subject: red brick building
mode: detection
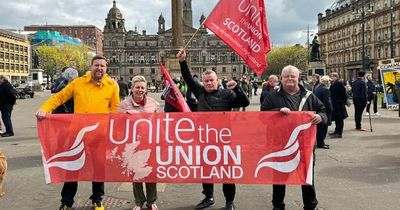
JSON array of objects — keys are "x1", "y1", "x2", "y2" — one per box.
[{"x1": 24, "y1": 25, "x2": 103, "y2": 54}]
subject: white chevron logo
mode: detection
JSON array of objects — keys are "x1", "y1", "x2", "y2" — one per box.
[
  {"x1": 42, "y1": 123, "x2": 99, "y2": 183},
  {"x1": 254, "y1": 122, "x2": 312, "y2": 178}
]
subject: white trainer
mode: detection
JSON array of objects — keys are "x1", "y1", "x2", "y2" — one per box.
[{"x1": 132, "y1": 206, "x2": 142, "y2": 210}]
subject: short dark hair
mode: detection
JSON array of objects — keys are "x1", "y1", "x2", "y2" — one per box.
[
  {"x1": 91, "y1": 55, "x2": 107, "y2": 65},
  {"x1": 358, "y1": 71, "x2": 366, "y2": 77},
  {"x1": 61, "y1": 66, "x2": 69, "y2": 72}
]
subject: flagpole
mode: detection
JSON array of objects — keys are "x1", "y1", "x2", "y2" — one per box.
[
  {"x1": 183, "y1": 25, "x2": 202, "y2": 50},
  {"x1": 183, "y1": 19, "x2": 208, "y2": 50}
]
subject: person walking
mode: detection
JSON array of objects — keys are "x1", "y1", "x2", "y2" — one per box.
[
  {"x1": 261, "y1": 65, "x2": 327, "y2": 210},
  {"x1": 178, "y1": 49, "x2": 249, "y2": 210},
  {"x1": 366, "y1": 75, "x2": 380, "y2": 116},
  {"x1": 0, "y1": 75, "x2": 16, "y2": 137},
  {"x1": 329, "y1": 72, "x2": 348, "y2": 138},
  {"x1": 35, "y1": 55, "x2": 120, "y2": 210},
  {"x1": 314, "y1": 76, "x2": 333, "y2": 149},
  {"x1": 351, "y1": 71, "x2": 368, "y2": 131},
  {"x1": 118, "y1": 76, "x2": 159, "y2": 210}
]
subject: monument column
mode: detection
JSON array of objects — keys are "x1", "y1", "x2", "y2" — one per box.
[
  {"x1": 166, "y1": 0, "x2": 186, "y2": 77},
  {"x1": 172, "y1": 0, "x2": 183, "y2": 48}
]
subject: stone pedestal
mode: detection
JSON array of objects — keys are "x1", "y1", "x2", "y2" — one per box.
[
  {"x1": 165, "y1": 50, "x2": 190, "y2": 79},
  {"x1": 308, "y1": 61, "x2": 326, "y2": 78}
]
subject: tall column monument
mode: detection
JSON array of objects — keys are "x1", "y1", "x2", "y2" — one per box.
[{"x1": 165, "y1": 0, "x2": 186, "y2": 77}]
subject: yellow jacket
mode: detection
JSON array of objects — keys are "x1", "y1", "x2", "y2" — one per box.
[{"x1": 40, "y1": 72, "x2": 120, "y2": 114}]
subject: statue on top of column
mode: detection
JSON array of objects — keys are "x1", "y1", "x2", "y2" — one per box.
[{"x1": 310, "y1": 35, "x2": 321, "y2": 62}]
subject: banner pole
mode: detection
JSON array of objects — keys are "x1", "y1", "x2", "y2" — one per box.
[{"x1": 183, "y1": 24, "x2": 203, "y2": 50}]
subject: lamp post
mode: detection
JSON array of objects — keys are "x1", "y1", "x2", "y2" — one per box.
[
  {"x1": 390, "y1": 0, "x2": 395, "y2": 58},
  {"x1": 352, "y1": 0, "x2": 370, "y2": 74}
]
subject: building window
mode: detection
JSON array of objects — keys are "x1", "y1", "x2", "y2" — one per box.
[
  {"x1": 140, "y1": 68, "x2": 144, "y2": 75},
  {"x1": 129, "y1": 68, "x2": 134, "y2": 74}
]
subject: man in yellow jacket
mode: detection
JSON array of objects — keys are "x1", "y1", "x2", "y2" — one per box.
[{"x1": 35, "y1": 55, "x2": 119, "y2": 210}]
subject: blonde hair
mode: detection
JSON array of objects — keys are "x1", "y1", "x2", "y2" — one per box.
[
  {"x1": 131, "y1": 75, "x2": 147, "y2": 86},
  {"x1": 320, "y1": 75, "x2": 331, "y2": 85}
]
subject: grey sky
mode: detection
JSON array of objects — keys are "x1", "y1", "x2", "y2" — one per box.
[{"x1": 0, "y1": 0, "x2": 333, "y2": 45}]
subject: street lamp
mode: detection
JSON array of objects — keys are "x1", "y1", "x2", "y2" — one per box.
[
  {"x1": 390, "y1": 0, "x2": 395, "y2": 58},
  {"x1": 352, "y1": 0, "x2": 373, "y2": 74}
]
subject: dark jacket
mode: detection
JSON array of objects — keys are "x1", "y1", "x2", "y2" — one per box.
[
  {"x1": 260, "y1": 83, "x2": 275, "y2": 104},
  {"x1": 366, "y1": 80, "x2": 376, "y2": 99},
  {"x1": 52, "y1": 77, "x2": 74, "y2": 114},
  {"x1": 180, "y1": 61, "x2": 249, "y2": 111},
  {"x1": 330, "y1": 80, "x2": 348, "y2": 121},
  {"x1": 261, "y1": 85, "x2": 328, "y2": 125},
  {"x1": 117, "y1": 80, "x2": 129, "y2": 98},
  {"x1": 351, "y1": 78, "x2": 367, "y2": 99},
  {"x1": 186, "y1": 86, "x2": 198, "y2": 112},
  {"x1": 0, "y1": 81, "x2": 16, "y2": 107},
  {"x1": 314, "y1": 85, "x2": 333, "y2": 125}
]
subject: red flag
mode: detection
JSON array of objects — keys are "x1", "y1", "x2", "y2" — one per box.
[
  {"x1": 204, "y1": 0, "x2": 271, "y2": 76},
  {"x1": 160, "y1": 64, "x2": 191, "y2": 112}
]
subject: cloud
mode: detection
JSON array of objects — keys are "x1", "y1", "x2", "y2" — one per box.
[{"x1": 0, "y1": 0, "x2": 332, "y2": 45}]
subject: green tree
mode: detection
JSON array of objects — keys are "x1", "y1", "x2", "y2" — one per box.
[
  {"x1": 37, "y1": 45, "x2": 62, "y2": 86},
  {"x1": 37, "y1": 44, "x2": 92, "y2": 85},
  {"x1": 264, "y1": 45, "x2": 308, "y2": 78}
]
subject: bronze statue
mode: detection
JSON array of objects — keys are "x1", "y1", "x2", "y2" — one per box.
[{"x1": 310, "y1": 36, "x2": 321, "y2": 62}]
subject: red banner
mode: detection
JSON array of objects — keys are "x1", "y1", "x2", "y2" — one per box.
[
  {"x1": 204, "y1": 0, "x2": 271, "y2": 76},
  {"x1": 160, "y1": 64, "x2": 191, "y2": 112},
  {"x1": 37, "y1": 112, "x2": 316, "y2": 185}
]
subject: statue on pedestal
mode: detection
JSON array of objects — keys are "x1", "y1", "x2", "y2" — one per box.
[{"x1": 310, "y1": 36, "x2": 321, "y2": 62}]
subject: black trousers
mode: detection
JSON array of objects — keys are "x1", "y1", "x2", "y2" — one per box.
[
  {"x1": 0, "y1": 105, "x2": 13, "y2": 135},
  {"x1": 316, "y1": 123, "x2": 328, "y2": 147},
  {"x1": 202, "y1": 183, "x2": 235, "y2": 203},
  {"x1": 272, "y1": 184, "x2": 318, "y2": 210},
  {"x1": 334, "y1": 119, "x2": 344, "y2": 135},
  {"x1": 366, "y1": 95, "x2": 378, "y2": 114},
  {"x1": 353, "y1": 97, "x2": 367, "y2": 129},
  {"x1": 272, "y1": 149, "x2": 317, "y2": 210},
  {"x1": 61, "y1": 182, "x2": 104, "y2": 206}
]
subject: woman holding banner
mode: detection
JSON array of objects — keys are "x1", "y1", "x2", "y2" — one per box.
[{"x1": 118, "y1": 75, "x2": 160, "y2": 210}]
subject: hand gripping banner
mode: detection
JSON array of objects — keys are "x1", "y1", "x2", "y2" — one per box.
[{"x1": 37, "y1": 112, "x2": 316, "y2": 185}]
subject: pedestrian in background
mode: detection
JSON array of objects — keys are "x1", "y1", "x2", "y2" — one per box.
[
  {"x1": 329, "y1": 72, "x2": 348, "y2": 138},
  {"x1": 261, "y1": 65, "x2": 327, "y2": 210},
  {"x1": 314, "y1": 75, "x2": 333, "y2": 149},
  {"x1": 35, "y1": 55, "x2": 119, "y2": 210},
  {"x1": 260, "y1": 75, "x2": 279, "y2": 104},
  {"x1": 351, "y1": 71, "x2": 368, "y2": 131},
  {"x1": 366, "y1": 74, "x2": 380, "y2": 116},
  {"x1": 118, "y1": 75, "x2": 159, "y2": 210},
  {"x1": 117, "y1": 77, "x2": 129, "y2": 101},
  {"x1": 393, "y1": 79, "x2": 400, "y2": 117},
  {"x1": 0, "y1": 75, "x2": 16, "y2": 137}
]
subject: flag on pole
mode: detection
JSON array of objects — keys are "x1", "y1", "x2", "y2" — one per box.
[
  {"x1": 160, "y1": 64, "x2": 191, "y2": 112},
  {"x1": 204, "y1": 0, "x2": 271, "y2": 76}
]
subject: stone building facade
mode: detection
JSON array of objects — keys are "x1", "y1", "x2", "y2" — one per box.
[
  {"x1": 0, "y1": 29, "x2": 30, "y2": 82},
  {"x1": 318, "y1": 0, "x2": 400, "y2": 81},
  {"x1": 103, "y1": 0, "x2": 246, "y2": 85}
]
